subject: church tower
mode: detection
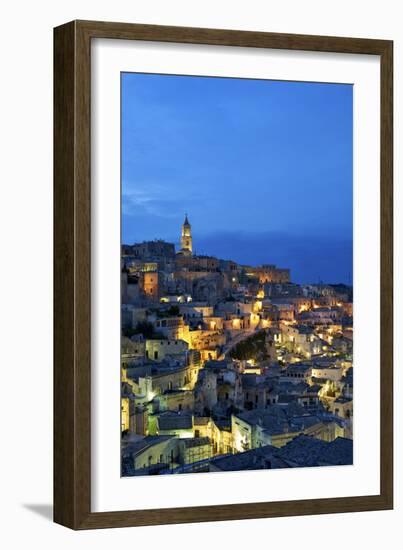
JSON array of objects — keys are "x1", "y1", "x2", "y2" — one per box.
[{"x1": 180, "y1": 214, "x2": 193, "y2": 256}]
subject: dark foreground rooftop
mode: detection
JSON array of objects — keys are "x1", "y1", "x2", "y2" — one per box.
[
  {"x1": 210, "y1": 445, "x2": 290, "y2": 472},
  {"x1": 209, "y1": 435, "x2": 352, "y2": 472},
  {"x1": 277, "y1": 435, "x2": 353, "y2": 467}
]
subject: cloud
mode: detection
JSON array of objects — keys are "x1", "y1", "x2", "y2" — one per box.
[{"x1": 122, "y1": 180, "x2": 207, "y2": 220}]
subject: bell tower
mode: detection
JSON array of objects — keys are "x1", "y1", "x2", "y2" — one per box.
[{"x1": 180, "y1": 214, "x2": 193, "y2": 256}]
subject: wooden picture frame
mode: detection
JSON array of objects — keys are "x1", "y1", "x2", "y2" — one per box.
[{"x1": 54, "y1": 20, "x2": 393, "y2": 529}]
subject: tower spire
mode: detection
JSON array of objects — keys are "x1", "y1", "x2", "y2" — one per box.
[{"x1": 180, "y1": 213, "x2": 192, "y2": 256}]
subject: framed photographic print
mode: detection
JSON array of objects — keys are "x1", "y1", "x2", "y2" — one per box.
[{"x1": 54, "y1": 20, "x2": 393, "y2": 529}]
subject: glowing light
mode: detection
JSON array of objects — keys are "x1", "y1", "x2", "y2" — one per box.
[
  {"x1": 254, "y1": 300, "x2": 263, "y2": 312},
  {"x1": 232, "y1": 318, "x2": 241, "y2": 329}
]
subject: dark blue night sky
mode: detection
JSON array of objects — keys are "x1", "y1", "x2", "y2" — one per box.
[{"x1": 121, "y1": 73, "x2": 353, "y2": 284}]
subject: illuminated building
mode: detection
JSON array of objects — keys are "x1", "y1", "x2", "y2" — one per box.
[
  {"x1": 246, "y1": 264, "x2": 290, "y2": 284},
  {"x1": 145, "y1": 338, "x2": 188, "y2": 362},
  {"x1": 179, "y1": 213, "x2": 193, "y2": 256},
  {"x1": 142, "y1": 271, "x2": 159, "y2": 300}
]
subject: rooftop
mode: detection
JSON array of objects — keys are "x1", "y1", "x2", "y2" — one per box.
[
  {"x1": 277, "y1": 435, "x2": 353, "y2": 466},
  {"x1": 181, "y1": 437, "x2": 210, "y2": 448},
  {"x1": 122, "y1": 435, "x2": 174, "y2": 457},
  {"x1": 158, "y1": 414, "x2": 193, "y2": 431},
  {"x1": 210, "y1": 445, "x2": 290, "y2": 472}
]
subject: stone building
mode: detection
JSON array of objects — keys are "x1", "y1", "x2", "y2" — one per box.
[
  {"x1": 124, "y1": 240, "x2": 175, "y2": 261},
  {"x1": 178, "y1": 214, "x2": 192, "y2": 256},
  {"x1": 142, "y1": 271, "x2": 159, "y2": 300},
  {"x1": 145, "y1": 338, "x2": 188, "y2": 362},
  {"x1": 246, "y1": 264, "x2": 290, "y2": 284}
]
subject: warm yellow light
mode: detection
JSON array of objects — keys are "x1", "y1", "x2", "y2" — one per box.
[{"x1": 254, "y1": 300, "x2": 262, "y2": 312}]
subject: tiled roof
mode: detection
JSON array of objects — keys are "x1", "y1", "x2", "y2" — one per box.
[
  {"x1": 158, "y1": 414, "x2": 193, "y2": 431},
  {"x1": 211, "y1": 445, "x2": 289, "y2": 471},
  {"x1": 122, "y1": 435, "x2": 174, "y2": 458},
  {"x1": 277, "y1": 435, "x2": 353, "y2": 466}
]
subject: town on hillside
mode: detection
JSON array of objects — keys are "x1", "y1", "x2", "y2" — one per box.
[{"x1": 121, "y1": 215, "x2": 353, "y2": 475}]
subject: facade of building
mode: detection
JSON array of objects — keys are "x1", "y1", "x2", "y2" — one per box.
[{"x1": 246, "y1": 264, "x2": 290, "y2": 284}]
